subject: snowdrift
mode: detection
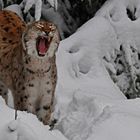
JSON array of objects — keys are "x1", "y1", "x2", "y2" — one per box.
[
  {"x1": 54, "y1": 1, "x2": 140, "y2": 138},
  {"x1": 0, "y1": 97, "x2": 67, "y2": 140}
]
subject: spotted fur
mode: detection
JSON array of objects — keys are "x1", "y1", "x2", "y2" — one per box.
[{"x1": 0, "y1": 10, "x2": 60, "y2": 125}]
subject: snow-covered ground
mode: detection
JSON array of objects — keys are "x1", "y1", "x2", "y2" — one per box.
[
  {"x1": 2, "y1": 0, "x2": 140, "y2": 139},
  {"x1": 54, "y1": 15, "x2": 140, "y2": 140},
  {"x1": 0, "y1": 97, "x2": 67, "y2": 140}
]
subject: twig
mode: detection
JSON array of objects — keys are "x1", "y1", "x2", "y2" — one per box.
[{"x1": 15, "y1": 109, "x2": 18, "y2": 120}]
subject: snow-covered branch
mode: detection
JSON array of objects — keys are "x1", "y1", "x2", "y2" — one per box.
[{"x1": 96, "y1": 0, "x2": 140, "y2": 98}]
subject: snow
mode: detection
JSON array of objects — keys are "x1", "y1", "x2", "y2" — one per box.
[
  {"x1": 7, "y1": 89, "x2": 14, "y2": 108},
  {"x1": 20, "y1": 0, "x2": 42, "y2": 21},
  {"x1": 20, "y1": 0, "x2": 58, "y2": 21},
  {"x1": 53, "y1": 16, "x2": 128, "y2": 140},
  {"x1": 96, "y1": 0, "x2": 140, "y2": 51},
  {"x1": 95, "y1": 0, "x2": 140, "y2": 98},
  {"x1": 0, "y1": 97, "x2": 67, "y2": 140},
  {"x1": 2, "y1": 95, "x2": 140, "y2": 140},
  {"x1": 5, "y1": 4, "x2": 23, "y2": 18},
  {"x1": 53, "y1": 3, "x2": 140, "y2": 139},
  {"x1": 88, "y1": 99, "x2": 140, "y2": 140},
  {"x1": 2, "y1": 0, "x2": 140, "y2": 139},
  {"x1": 47, "y1": 0, "x2": 58, "y2": 10},
  {"x1": 55, "y1": 16, "x2": 125, "y2": 109}
]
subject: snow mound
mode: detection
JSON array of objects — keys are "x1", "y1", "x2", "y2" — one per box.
[
  {"x1": 88, "y1": 99, "x2": 140, "y2": 140},
  {"x1": 0, "y1": 97, "x2": 67, "y2": 140},
  {"x1": 53, "y1": 5, "x2": 140, "y2": 139},
  {"x1": 55, "y1": 16, "x2": 126, "y2": 121},
  {"x1": 57, "y1": 92, "x2": 140, "y2": 140}
]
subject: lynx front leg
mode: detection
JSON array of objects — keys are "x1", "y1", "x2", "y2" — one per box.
[
  {"x1": 36, "y1": 91, "x2": 54, "y2": 125},
  {"x1": 25, "y1": 83, "x2": 39, "y2": 114},
  {"x1": 27, "y1": 95, "x2": 37, "y2": 114}
]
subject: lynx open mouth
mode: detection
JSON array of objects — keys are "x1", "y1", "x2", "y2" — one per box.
[{"x1": 36, "y1": 36, "x2": 49, "y2": 57}]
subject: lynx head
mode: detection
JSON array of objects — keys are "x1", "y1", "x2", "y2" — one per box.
[{"x1": 22, "y1": 21, "x2": 60, "y2": 59}]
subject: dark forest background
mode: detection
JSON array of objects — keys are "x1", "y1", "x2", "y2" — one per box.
[{"x1": 2, "y1": 0, "x2": 107, "y2": 38}]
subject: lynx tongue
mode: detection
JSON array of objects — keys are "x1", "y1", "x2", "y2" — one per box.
[{"x1": 37, "y1": 38, "x2": 48, "y2": 56}]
